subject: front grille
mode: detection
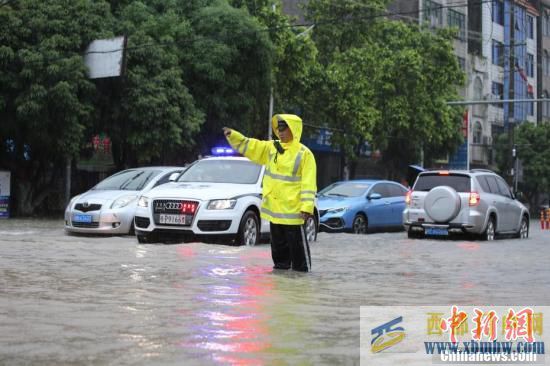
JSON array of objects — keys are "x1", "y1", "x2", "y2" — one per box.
[
  {"x1": 135, "y1": 216, "x2": 150, "y2": 228},
  {"x1": 153, "y1": 199, "x2": 199, "y2": 214},
  {"x1": 75, "y1": 203, "x2": 102, "y2": 212},
  {"x1": 197, "y1": 220, "x2": 232, "y2": 232},
  {"x1": 72, "y1": 222, "x2": 99, "y2": 228}
]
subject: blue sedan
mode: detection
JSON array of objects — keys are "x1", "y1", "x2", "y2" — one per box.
[{"x1": 317, "y1": 180, "x2": 409, "y2": 234}]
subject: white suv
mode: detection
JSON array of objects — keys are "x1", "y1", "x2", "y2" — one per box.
[
  {"x1": 134, "y1": 156, "x2": 318, "y2": 245},
  {"x1": 403, "y1": 169, "x2": 530, "y2": 240}
]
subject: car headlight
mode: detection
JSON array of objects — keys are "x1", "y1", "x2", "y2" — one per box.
[
  {"x1": 111, "y1": 195, "x2": 137, "y2": 209},
  {"x1": 207, "y1": 199, "x2": 237, "y2": 210},
  {"x1": 327, "y1": 206, "x2": 348, "y2": 214},
  {"x1": 137, "y1": 196, "x2": 149, "y2": 208}
]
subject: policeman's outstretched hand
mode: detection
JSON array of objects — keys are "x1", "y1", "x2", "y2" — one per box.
[
  {"x1": 222, "y1": 127, "x2": 232, "y2": 137},
  {"x1": 300, "y1": 211, "x2": 311, "y2": 220}
]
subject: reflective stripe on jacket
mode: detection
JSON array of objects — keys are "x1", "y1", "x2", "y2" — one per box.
[{"x1": 226, "y1": 114, "x2": 317, "y2": 225}]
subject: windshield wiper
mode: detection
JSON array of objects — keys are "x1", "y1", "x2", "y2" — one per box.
[
  {"x1": 327, "y1": 193, "x2": 348, "y2": 197},
  {"x1": 120, "y1": 171, "x2": 144, "y2": 190}
]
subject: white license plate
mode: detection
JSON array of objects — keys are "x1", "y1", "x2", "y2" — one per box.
[{"x1": 159, "y1": 214, "x2": 191, "y2": 225}]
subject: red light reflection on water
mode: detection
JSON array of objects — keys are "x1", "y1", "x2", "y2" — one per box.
[
  {"x1": 179, "y1": 249, "x2": 275, "y2": 365},
  {"x1": 456, "y1": 242, "x2": 480, "y2": 251},
  {"x1": 176, "y1": 246, "x2": 195, "y2": 258}
]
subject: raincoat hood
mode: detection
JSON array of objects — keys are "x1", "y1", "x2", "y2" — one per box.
[{"x1": 272, "y1": 114, "x2": 303, "y2": 143}]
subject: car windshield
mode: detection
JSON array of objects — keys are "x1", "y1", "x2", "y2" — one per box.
[
  {"x1": 413, "y1": 173, "x2": 471, "y2": 192},
  {"x1": 93, "y1": 169, "x2": 161, "y2": 191},
  {"x1": 319, "y1": 182, "x2": 370, "y2": 197},
  {"x1": 178, "y1": 160, "x2": 261, "y2": 184}
]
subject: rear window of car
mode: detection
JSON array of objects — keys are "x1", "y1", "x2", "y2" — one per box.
[{"x1": 413, "y1": 173, "x2": 471, "y2": 192}]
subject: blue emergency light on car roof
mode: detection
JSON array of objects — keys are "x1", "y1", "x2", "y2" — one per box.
[{"x1": 211, "y1": 146, "x2": 236, "y2": 156}]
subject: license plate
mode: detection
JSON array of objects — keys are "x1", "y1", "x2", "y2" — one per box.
[
  {"x1": 159, "y1": 214, "x2": 191, "y2": 225},
  {"x1": 426, "y1": 227, "x2": 448, "y2": 236},
  {"x1": 73, "y1": 214, "x2": 92, "y2": 223}
]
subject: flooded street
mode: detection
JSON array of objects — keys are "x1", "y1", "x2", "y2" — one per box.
[{"x1": 1, "y1": 219, "x2": 549, "y2": 365}]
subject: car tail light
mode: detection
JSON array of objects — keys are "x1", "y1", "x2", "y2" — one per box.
[
  {"x1": 180, "y1": 202, "x2": 198, "y2": 214},
  {"x1": 405, "y1": 190, "x2": 412, "y2": 206},
  {"x1": 439, "y1": 171, "x2": 450, "y2": 175},
  {"x1": 469, "y1": 192, "x2": 480, "y2": 206}
]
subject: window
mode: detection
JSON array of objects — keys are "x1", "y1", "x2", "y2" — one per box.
[
  {"x1": 387, "y1": 184, "x2": 407, "y2": 197},
  {"x1": 527, "y1": 15, "x2": 534, "y2": 39},
  {"x1": 485, "y1": 175, "x2": 500, "y2": 194},
  {"x1": 496, "y1": 177, "x2": 512, "y2": 198},
  {"x1": 448, "y1": 9, "x2": 466, "y2": 40},
  {"x1": 473, "y1": 121, "x2": 482, "y2": 144},
  {"x1": 424, "y1": 0, "x2": 442, "y2": 27},
  {"x1": 545, "y1": 51, "x2": 550, "y2": 76},
  {"x1": 545, "y1": 12, "x2": 550, "y2": 36},
  {"x1": 492, "y1": 40, "x2": 504, "y2": 67},
  {"x1": 457, "y1": 56, "x2": 466, "y2": 71},
  {"x1": 543, "y1": 91, "x2": 550, "y2": 117},
  {"x1": 491, "y1": 82, "x2": 504, "y2": 108},
  {"x1": 492, "y1": 0, "x2": 504, "y2": 25},
  {"x1": 370, "y1": 184, "x2": 390, "y2": 198},
  {"x1": 477, "y1": 176, "x2": 491, "y2": 193},
  {"x1": 527, "y1": 53, "x2": 534, "y2": 77},
  {"x1": 528, "y1": 92, "x2": 534, "y2": 116},
  {"x1": 413, "y1": 174, "x2": 471, "y2": 192}
]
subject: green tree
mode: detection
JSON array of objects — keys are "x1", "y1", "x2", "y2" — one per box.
[
  {"x1": 304, "y1": 0, "x2": 464, "y2": 179},
  {"x1": 0, "y1": 0, "x2": 112, "y2": 215},
  {"x1": 104, "y1": 1, "x2": 203, "y2": 167},
  {"x1": 495, "y1": 123, "x2": 550, "y2": 212}
]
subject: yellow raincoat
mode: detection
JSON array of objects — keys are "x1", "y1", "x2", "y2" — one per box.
[{"x1": 226, "y1": 114, "x2": 317, "y2": 225}]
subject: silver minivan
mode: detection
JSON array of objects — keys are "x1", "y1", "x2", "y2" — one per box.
[{"x1": 403, "y1": 169, "x2": 530, "y2": 240}]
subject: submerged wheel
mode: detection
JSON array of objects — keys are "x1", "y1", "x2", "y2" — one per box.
[
  {"x1": 481, "y1": 217, "x2": 496, "y2": 241},
  {"x1": 516, "y1": 216, "x2": 529, "y2": 239},
  {"x1": 237, "y1": 210, "x2": 260, "y2": 246},
  {"x1": 304, "y1": 215, "x2": 317, "y2": 243},
  {"x1": 352, "y1": 214, "x2": 368, "y2": 234}
]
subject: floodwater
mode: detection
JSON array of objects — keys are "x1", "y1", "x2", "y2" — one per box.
[{"x1": 1, "y1": 219, "x2": 549, "y2": 365}]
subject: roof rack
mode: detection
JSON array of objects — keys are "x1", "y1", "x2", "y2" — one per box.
[{"x1": 469, "y1": 169, "x2": 494, "y2": 173}]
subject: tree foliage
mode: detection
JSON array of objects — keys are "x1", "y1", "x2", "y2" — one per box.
[
  {"x1": 304, "y1": 0, "x2": 465, "y2": 178},
  {"x1": 494, "y1": 123, "x2": 550, "y2": 211},
  {"x1": 0, "y1": 0, "x2": 112, "y2": 214}
]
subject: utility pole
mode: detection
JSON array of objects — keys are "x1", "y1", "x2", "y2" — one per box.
[
  {"x1": 507, "y1": 3, "x2": 516, "y2": 187},
  {"x1": 267, "y1": 3, "x2": 276, "y2": 140}
]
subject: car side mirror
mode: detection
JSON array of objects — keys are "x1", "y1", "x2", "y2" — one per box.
[
  {"x1": 368, "y1": 193, "x2": 382, "y2": 200},
  {"x1": 168, "y1": 172, "x2": 180, "y2": 182}
]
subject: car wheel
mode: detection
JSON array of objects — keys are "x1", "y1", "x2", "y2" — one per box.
[
  {"x1": 129, "y1": 219, "x2": 135, "y2": 236},
  {"x1": 407, "y1": 229, "x2": 423, "y2": 239},
  {"x1": 137, "y1": 233, "x2": 157, "y2": 244},
  {"x1": 516, "y1": 216, "x2": 529, "y2": 239},
  {"x1": 237, "y1": 210, "x2": 259, "y2": 246},
  {"x1": 352, "y1": 214, "x2": 368, "y2": 234},
  {"x1": 481, "y1": 217, "x2": 496, "y2": 241},
  {"x1": 305, "y1": 215, "x2": 317, "y2": 243}
]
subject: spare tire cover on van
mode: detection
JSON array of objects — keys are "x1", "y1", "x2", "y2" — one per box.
[{"x1": 424, "y1": 186, "x2": 461, "y2": 222}]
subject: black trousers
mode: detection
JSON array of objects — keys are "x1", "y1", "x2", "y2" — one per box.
[{"x1": 270, "y1": 222, "x2": 310, "y2": 272}]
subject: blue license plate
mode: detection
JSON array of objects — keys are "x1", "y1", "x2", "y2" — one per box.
[
  {"x1": 73, "y1": 214, "x2": 92, "y2": 223},
  {"x1": 426, "y1": 227, "x2": 448, "y2": 236}
]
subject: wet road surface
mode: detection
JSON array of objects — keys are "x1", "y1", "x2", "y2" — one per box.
[{"x1": 1, "y1": 219, "x2": 549, "y2": 365}]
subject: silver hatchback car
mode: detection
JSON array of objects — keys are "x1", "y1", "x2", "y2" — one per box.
[{"x1": 403, "y1": 169, "x2": 530, "y2": 240}]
